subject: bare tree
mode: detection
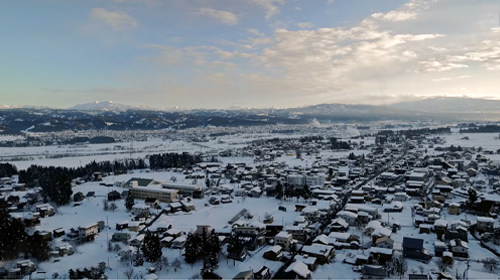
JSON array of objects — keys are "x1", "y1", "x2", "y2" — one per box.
[
  {"x1": 418, "y1": 265, "x2": 425, "y2": 274},
  {"x1": 436, "y1": 259, "x2": 451, "y2": 272},
  {"x1": 109, "y1": 202, "x2": 118, "y2": 211},
  {"x1": 483, "y1": 258, "x2": 499, "y2": 272},
  {"x1": 124, "y1": 268, "x2": 134, "y2": 279},
  {"x1": 172, "y1": 258, "x2": 182, "y2": 272},
  {"x1": 103, "y1": 199, "x2": 109, "y2": 211},
  {"x1": 113, "y1": 243, "x2": 121, "y2": 252},
  {"x1": 393, "y1": 255, "x2": 408, "y2": 279}
]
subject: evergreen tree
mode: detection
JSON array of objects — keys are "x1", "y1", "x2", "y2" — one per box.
[
  {"x1": 27, "y1": 233, "x2": 50, "y2": 261},
  {"x1": 141, "y1": 231, "x2": 162, "y2": 263},
  {"x1": 125, "y1": 192, "x2": 135, "y2": 211},
  {"x1": 205, "y1": 230, "x2": 221, "y2": 272},
  {"x1": 184, "y1": 233, "x2": 199, "y2": 265},
  {"x1": 0, "y1": 199, "x2": 27, "y2": 261}
]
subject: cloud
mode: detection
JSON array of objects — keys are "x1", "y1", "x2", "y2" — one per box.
[
  {"x1": 250, "y1": 0, "x2": 285, "y2": 19},
  {"x1": 111, "y1": 0, "x2": 160, "y2": 6},
  {"x1": 371, "y1": 11, "x2": 417, "y2": 22},
  {"x1": 90, "y1": 8, "x2": 138, "y2": 30},
  {"x1": 294, "y1": 7, "x2": 301, "y2": 11},
  {"x1": 432, "y1": 77, "x2": 451, "y2": 82},
  {"x1": 417, "y1": 59, "x2": 469, "y2": 72},
  {"x1": 297, "y1": 22, "x2": 314, "y2": 29},
  {"x1": 327, "y1": 0, "x2": 335, "y2": 3},
  {"x1": 197, "y1": 8, "x2": 239, "y2": 25},
  {"x1": 248, "y1": 29, "x2": 265, "y2": 37}
]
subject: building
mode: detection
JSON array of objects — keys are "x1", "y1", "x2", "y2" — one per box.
[
  {"x1": 263, "y1": 245, "x2": 283, "y2": 261},
  {"x1": 448, "y1": 203, "x2": 460, "y2": 215},
  {"x1": 284, "y1": 261, "x2": 312, "y2": 279},
  {"x1": 287, "y1": 174, "x2": 305, "y2": 187},
  {"x1": 275, "y1": 231, "x2": 293, "y2": 251},
  {"x1": 402, "y1": 237, "x2": 430, "y2": 261},
  {"x1": 131, "y1": 204, "x2": 151, "y2": 218},
  {"x1": 78, "y1": 223, "x2": 98, "y2": 241},
  {"x1": 476, "y1": 216, "x2": 495, "y2": 232},
  {"x1": 161, "y1": 183, "x2": 204, "y2": 198},
  {"x1": 300, "y1": 244, "x2": 335, "y2": 264},
  {"x1": 124, "y1": 178, "x2": 162, "y2": 188},
  {"x1": 129, "y1": 186, "x2": 178, "y2": 203}
]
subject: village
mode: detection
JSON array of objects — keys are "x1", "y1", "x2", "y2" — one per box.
[{"x1": 1, "y1": 127, "x2": 500, "y2": 280}]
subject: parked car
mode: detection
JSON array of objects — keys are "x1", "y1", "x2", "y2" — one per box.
[
  {"x1": 209, "y1": 197, "x2": 220, "y2": 205},
  {"x1": 221, "y1": 195, "x2": 232, "y2": 204}
]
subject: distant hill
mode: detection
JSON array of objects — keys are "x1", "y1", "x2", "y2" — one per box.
[{"x1": 1, "y1": 97, "x2": 499, "y2": 134}]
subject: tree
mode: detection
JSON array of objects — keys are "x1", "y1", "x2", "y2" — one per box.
[
  {"x1": 38, "y1": 170, "x2": 73, "y2": 206},
  {"x1": 203, "y1": 230, "x2": 221, "y2": 273},
  {"x1": 172, "y1": 258, "x2": 182, "y2": 272},
  {"x1": 27, "y1": 233, "x2": 50, "y2": 261},
  {"x1": 109, "y1": 202, "x2": 118, "y2": 212},
  {"x1": 125, "y1": 192, "x2": 135, "y2": 212},
  {"x1": 483, "y1": 257, "x2": 499, "y2": 272},
  {"x1": 132, "y1": 250, "x2": 144, "y2": 267},
  {"x1": 124, "y1": 268, "x2": 134, "y2": 279},
  {"x1": 103, "y1": 199, "x2": 109, "y2": 211},
  {"x1": 436, "y1": 258, "x2": 451, "y2": 272},
  {"x1": 184, "y1": 233, "x2": 200, "y2": 266},
  {"x1": 154, "y1": 256, "x2": 168, "y2": 271},
  {"x1": 141, "y1": 231, "x2": 162, "y2": 263},
  {"x1": 467, "y1": 188, "x2": 478, "y2": 209},
  {"x1": 392, "y1": 256, "x2": 407, "y2": 279},
  {"x1": 0, "y1": 200, "x2": 27, "y2": 260}
]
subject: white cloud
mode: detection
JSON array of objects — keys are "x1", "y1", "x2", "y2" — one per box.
[
  {"x1": 432, "y1": 77, "x2": 451, "y2": 82},
  {"x1": 417, "y1": 60, "x2": 469, "y2": 72},
  {"x1": 250, "y1": 0, "x2": 285, "y2": 19},
  {"x1": 297, "y1": 22, "x2": 314, "y2": 29},
  {"x1": 90, "y1": 8, "x2": 138, "y2": 30},
  {"x1": 248, "y1": 29, "x2": 265, "y2": 37},
  {"x1": 327, "y1": 0, "x2": 335, "y2": 3},
  {"x1": 294, "y1": 7, "x2": 301, "y2": 11},
  {"x1": 198, "y1": 8, "x2": 239, "y2": 25},
  {"x1": 371, "y1": 11, "x2": 417, "y2": 22}
]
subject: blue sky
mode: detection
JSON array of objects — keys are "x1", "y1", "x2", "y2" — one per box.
[{"x1": 1, "y1": 0, "x2": 499, "y2": 109}]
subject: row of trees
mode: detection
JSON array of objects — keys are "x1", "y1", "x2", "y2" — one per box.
[
  {"x1": 184, "y1": 229, "x2": 221, "y2": 277},
  {"x1": 460, "y1": 125, "x2": 500, "y2": 133},
  {"x1": 0, "y1": 200, "x2": 50, "y2": 261},
  {"x1": 148, "y1": 152, "x2": 203, "y2": 170},
  {"x1": 330, "y1": 137, "x2": 351, "y2": 150}
]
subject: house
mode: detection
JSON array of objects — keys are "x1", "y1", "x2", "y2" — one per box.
[
  {"x1": 171, "y1": 236, "x2": 186, "y2": 249},
  {"x1": 180, "y1": 199, "x2": 196, "y2": 212},
  {"x1": 433, "y1": 219, "x2": 448, "y2": 236},
  {"x1": 274, "y1": 231, "x2": 293, "y2": 251},
  {"x1": 419, "y1": 224, "x2": 432, "y2": 234},
  {"x1": 254, "y1": 266, "x2": 271, "y2": 280},
  {"x1": 35, "y1": 204, "x2": 54, "y2": 217},
  {"x1": 284, "y1": 261, "x2": 312, "y2": 279},
  {"x1": 300, "y1": 244, "x2": 335, "y2": 264},
  {"x1": 344, "y1": 254, "x2": 369, "y2": 266},
  {"x1": 130, "y1": 234, "x2": 145, "y2": 246},
  {"x1": 144, "y1": 198, "x2": 159, "y2": 208},
  {"x1": 402, "y1": 237, "x2": 430, "y2": 261},
  {"x1": 286, "y1": 226, "x2": 309, "y2": 242},
  {"x1": 476, "y1": 216, "x2": 495, "y2": 232},
  {"x1": 450, "y1": 239, "x2": 469, "y2": 258},
  {"x1": 128, "y1": 222, "x2": 140, "y2": 232},
  {"x1": 371, "y1": 227, "x2": 392, "y2": 244},
  {"x1": 160, "y1": 236, "x2": 174, "y2": 248},
  {"x1": 78, "y1": 223, "x2": 98, "y2": 241},
  {"x1": 434, "y1": 241, "x2": 447, "y2": 257},
  {"x1": 233, "y1": 270, "x2": 253, "y2": 280},
  {"x1": 165, "y1": 228, "x2": 182, "y2": 238},
  {"x1": 195, "y1": 225, "x2": 212, "y2": 236},
  {"x1": 448, "y1": 203, "x2": 460, "y2": 215},
  {"x1": 55, "y1": 244, "x2": 74, "y2": 256},
  {"x1": 365, "y1": 221, "x2": 382, "y2": 236},
  {"x1": 107, "y1": 190, "x2": 121, "y2": 201},
  {"x1": 263, "y1": 245, "x2": 283, "y2": 261},
  {"x1": 53, "y1": 228, "x2": 65, "y2": 238},
  {"x1": 73, "y1": 192, "x2": 85, "y2": 202},
  {"x1": 336, "y1": 211, "x2": 358, "y2": 225},
  {"x1": 294, "y1": 255, "x2": 318, "y2": 271},
  {"x1": 228, "y1": 243, "x2": 248, "y2": 261},
  {"x1": 374, "y1": 236, "x2": 394, "y2": 249},
  {"x1": 301, "y1": 207, "x2": 320, "y2": 222},
  {"x1": 86, "y1": 191, "x2": 95, "y2": 198},
  {"x1": 442, "y1": 251, "x2": 453, "y2": 265},
  {"x1": 203, "y1": 271, "x2": 223, "y2": 280},
  {"x1": 370, "y1": 247, "x2": 393, "y2": 265},
  {"x1": 131, "y1": 204, "x2": 150, "y2": 218},
  {"x1": 329, "y1": 218, "x2": 349, "y2": 232},
  {"x1": 361, "y1": 265, "x2": 385, "y2": 280},
  {"x1": 112, "y1": 232, "x2": 131, "y2": 242},
  {"x1": 383, "y1": 201, "x2": 403, "y2": 212}
]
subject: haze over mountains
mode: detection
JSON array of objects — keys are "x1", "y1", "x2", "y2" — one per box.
[{"x1": 0, "y1": 97, "x2": 499, "y2": 134}]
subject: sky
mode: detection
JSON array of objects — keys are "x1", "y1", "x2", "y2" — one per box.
[{"x1": 0, "y1": 0, "x2": 499, "y2": 109}]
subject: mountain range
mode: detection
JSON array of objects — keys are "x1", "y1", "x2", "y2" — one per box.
[{"x1": 0, "y1": 97, "x2": 499, "y2": 134}]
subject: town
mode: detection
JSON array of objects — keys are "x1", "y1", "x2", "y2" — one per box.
[{"x1": 1, "y1": 124, "x2": 500, "y2": 280}]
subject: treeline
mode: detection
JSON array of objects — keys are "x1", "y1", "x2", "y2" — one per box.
[
  {"x1": 0, "y1": 200, "x2": 51, "y2": 261},
  {"x1": 149, "y1": 152, "x2": 202, "y2": 170},
  {"x1": 0, "y1": 163, "x2": 18, "y2": 177},
  {"x1": 330, "y1": 137, "x2": 351, "y2": 150},
  {"x1": 378, "y1": 127, "x2": 451, "y2": 137},
  {"x1": 66, "y1": 136, "x2": 116, "y2": 144},
  {"x1": 460, "y1": 125, "x2": 500, "y2": 133},
  {"x1": 299, "y1": 136, "x2": 325, "y2": 143}
]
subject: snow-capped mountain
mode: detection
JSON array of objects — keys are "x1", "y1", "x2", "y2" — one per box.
[{"x1": 67, "y1": 101, "x2": 133, "y2": 112}]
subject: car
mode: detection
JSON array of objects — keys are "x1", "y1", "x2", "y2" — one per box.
[
  {"x1": 209, "y1": 197, "x2": 220, "y2": 205},
  {"x1": 221, "y1": 195, "x2": 232, "y2": 204}
]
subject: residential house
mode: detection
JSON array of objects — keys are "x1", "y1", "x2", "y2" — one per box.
[
  {"x1": 160, "y1": 236, "x2": 174, "y2": 248},
  {"x1": 144, "y1": 198, "x2": 159, "y2": 208},
  {"x1": 336, "y1": 211, "x2": 358, "y2": 226},
  {"x1": 53, "y1": 228, "x2": 65, "y2": 238},
  {"x1": 329, "y1": 218, "x2": 349, "y2": 232},
  {"x1": 130, "y1": 234, "x2": 145, "y2": 247},
  {"x1": 195, "y1": 225, "x2": 212, "y2": 236},
  {"x1": 112, "y1": 232, "x2": 131, "y2": 242},
  {"x1": 284, "y1": 261, "x2": 312, "y2": 279},
  {"x1": 450, "y1": 239, "x2": 469, "y2": 258},
  {"x1": 361, "y1": 265, "x2": 386, "y2": 280},
  {"x1": 476, "y1": 216, "x2": 495, "y2": 232},
  {"x1": 294, "y1": 254, "x2": 318, "y2": 271},
  {"x1": 263, "y1": 245, "x2": 283, "y2": 261},
  {"x1": 128, "y1": 222, "x2": 140, "y2": 232},
  {"x1": 78, "y1": 223, "x2": 98, "y2": 241},
  {"x1": 55, "y1": 244, "x2": 74, "y2": 256},
  {"x1": 374, "y1": 236, "x2": 394, "y2": 249},
  {"x1": 73, "y1": 192, "x2": 85, "y2": 202},
  {"x1": 274, "y1": 231, "x2": 293, "y2": 251},
  {"x1": 286, "y1": 226, "x2": 309, "y2": 242},
  {"x1": 370, "y1": 247, "x2": 393, "y2": 265},
  {"x1": 180, "y1": 199, "x2": 196, "y2": 212},
  {"x1": 448, "y1": 203, "x2": 460, "y2": 215},
  {"x1": 228, "y1": 243, "x2": 248, "y2": 261},
  {"x1": 116, "y1": 221, "x2": 129, "y2": 231},
  {"x1": 434, "y1": 241, "x2": 447, "y2": 257},
  {"x1": 301, "y1": 207, "x2": 320, "y2": 222},
  {"x1": 402, "y1": 237, "x2": 431, "y2": 261},
  {"x1": 371, "y1": 227, "x2": 392, "y2": 244},
  {"x1": 107, "y1": 191, "x2": 121, "y2": 201},
  {"x1": 171, "y1": 236, "x2": 186, "y2": 249},
  {"x1": 35, "y1": 204, "x2": 54, "y2": 217},
  {"x1": 300, "y1": 244, "x2": 335, "y2": 264},
  {"x1": 442, "y1": 251, "x2": 454, "y2": 265},
  {"x1": 254, "y1": 266, "x2": 271, "y2": 280},
  {"x1": 233, "y1": 270, "x2": 253, "y2": 280}
]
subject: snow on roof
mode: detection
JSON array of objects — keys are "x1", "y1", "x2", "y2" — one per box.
[
  {"x1": 366, "y1": 221, "x2": 382, "y2": 230},
  {"x1": 443, "y1": 251, "x2": 453, "y2": 258},
  {"x1": 477, "y1": 216, "x2": 495, "y2": 223},
  {"x1": 301, "y1": 206, "x2": 318, "y2": 214},
  {"x1": 328, "y1": 232, "x2": 350, "y2": 242},
  {"x1": 370, "y1": 247, "x2": 393, "y2": 255},
  {"x1": 275, "y1": 231, "x2": 292, "y2": 239},
  {"x1": 337, "y1": 210, "x2": 357, "y2": 218},
  {"x1": 302, "y1": 244, "x2": 333, "y2": 257},
  {"x1": 434, "y1": 219, "x2": 448, "y2": 227},
  {"x1": 285, "y1": 261, "x2": 311, "y2": 278},
  {"x1": 160, "y1": 236, "x2": 173, "y2": 242},
  {"x1": 174, "y1": 236, "x2": 186, "y2": 243},
  {"x1": 270, "y1": 245, "x2": 282, "y2": 253},
  {"x1": 294, "y1": 254, "x2": 317, "y2": 265},
  {"x1": 331, "y1": 217, "x2": 348, "y2": 228},
  {"x1": 371, "y1": 227, "x2": 391, "y2": 237},
  {"x1": 434, "y1": 241, "x2": 447, "y2": 248}
]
